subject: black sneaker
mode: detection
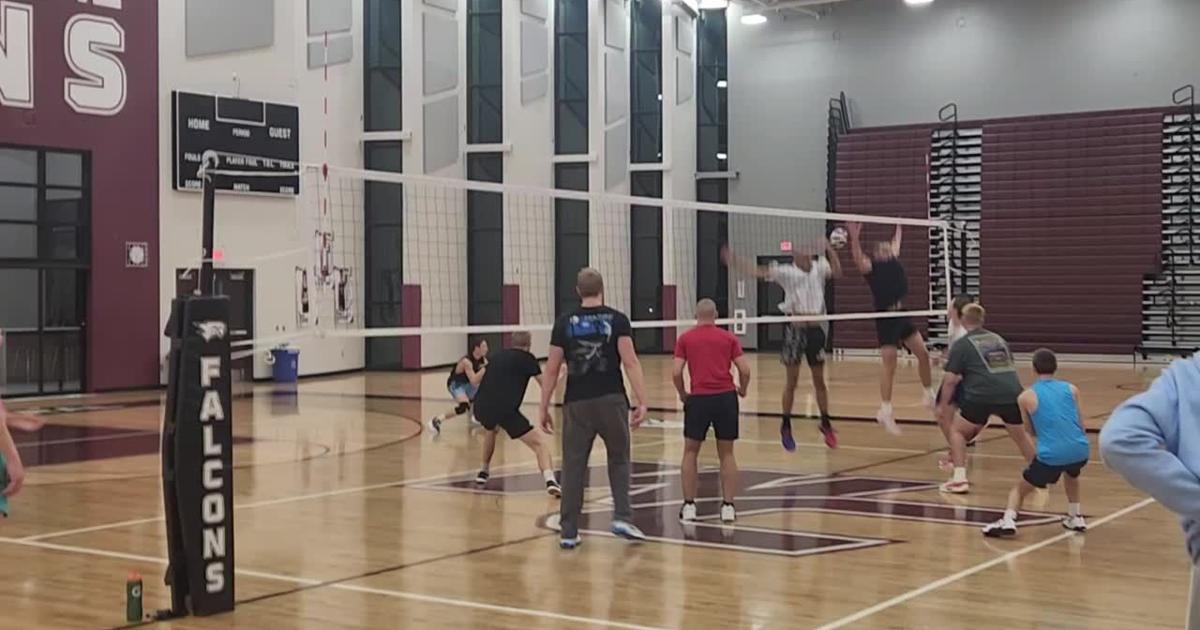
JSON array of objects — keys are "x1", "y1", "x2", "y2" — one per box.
[
  {"x1": 474, "y1": 470, "x2": 490, "y2": 485},
  {"x1": 545, "y1": 479, "x2": 561, "y2": 498}
]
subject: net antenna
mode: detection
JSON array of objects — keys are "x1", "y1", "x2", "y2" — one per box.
[{"x1": 196, "y1": 150, "x2": 221, "y2": 297}]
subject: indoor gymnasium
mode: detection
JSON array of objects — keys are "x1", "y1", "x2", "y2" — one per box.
[{"x1": 1, "y1": 0, "x2": 1199, "y2": 628}]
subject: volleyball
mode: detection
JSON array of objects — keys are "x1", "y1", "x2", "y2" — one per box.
[{"x1": 829, "y1": 227, "x2": 849, "y2": 249}]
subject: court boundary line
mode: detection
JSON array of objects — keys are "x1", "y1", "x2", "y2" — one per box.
[
  {"x1": 0, "y1": 536, "x2": 666, "y2": 630},
  {"x1": 811, "y1": 496, "x2": 1157, "y2": 630}
]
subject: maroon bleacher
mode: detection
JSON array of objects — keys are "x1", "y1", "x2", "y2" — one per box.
[
  {"x1": 833, "y1": 127, "x2": 932, "y2": 348},
  {"x1": 981, "y1": 110, "x2": 1163, "y2": 354}
]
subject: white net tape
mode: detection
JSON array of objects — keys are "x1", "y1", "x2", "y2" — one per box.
[{"x1": 202, "y1": 162, "x2": 953, "y2": 350}]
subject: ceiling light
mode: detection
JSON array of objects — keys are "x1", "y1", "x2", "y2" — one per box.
[
  {"x1": 716, "y1": 79, "x2": 728, "y2": 88},
  {"x1": 904, "y1": 0, "x2": 934, "y2": 5},
  {"x1": 741, "y1": 13, "x2": 767, "y2": 25},
  {"x1": 698, "y1": 0, "x2": 729, "y2": 8}
]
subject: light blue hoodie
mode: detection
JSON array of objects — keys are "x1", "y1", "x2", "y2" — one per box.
[{"x1": 1101, "y1": 356, "x2": 1200, "y2": 565}]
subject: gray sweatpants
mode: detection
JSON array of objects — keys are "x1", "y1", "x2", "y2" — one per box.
[{"x1": 559, "y1": 393, "x2": 632, "y2": 539}]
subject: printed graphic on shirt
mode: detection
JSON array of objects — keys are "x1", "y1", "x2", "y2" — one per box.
[
  {"x1": 968, "y1": 332, "x2": 1016, "y2": 374},
  {"x1": 566, "y1": 313, "x2": 615, "y2": 376}
]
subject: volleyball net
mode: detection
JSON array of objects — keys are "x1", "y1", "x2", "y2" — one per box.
[{"x1": 197, "y1": 159, "x2": 962, "y2": 359}]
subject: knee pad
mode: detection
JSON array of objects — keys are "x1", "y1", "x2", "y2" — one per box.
[{"x1": 455, "y1": 402, "x2": 471, "y2": 415}]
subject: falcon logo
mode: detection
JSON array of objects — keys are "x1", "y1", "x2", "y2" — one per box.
[
  {"x1": 422, "y1": 462, "x2": 1062, "y2": 557},
  {"x1": 194, "y1": 321, "x2": 227, "y2": 342}
]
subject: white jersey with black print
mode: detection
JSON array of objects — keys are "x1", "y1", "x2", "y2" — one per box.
[{"x1": 767, "y1": 258, "x2": 832, "y2": 316}]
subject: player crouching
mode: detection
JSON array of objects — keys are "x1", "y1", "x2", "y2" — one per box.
[
  {"x1": 472, "y1": 331, "x2": 561, "y2": 497},
  {"x1": 983, "y1": 349, "x2": 1089, "y2": 537}
]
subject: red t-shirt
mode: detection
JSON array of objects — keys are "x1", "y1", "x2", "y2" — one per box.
[{"x1": 674, "y1": 324, "x2": 743, "y2": 395}]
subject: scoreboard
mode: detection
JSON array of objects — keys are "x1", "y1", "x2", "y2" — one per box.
[{"x1": 172, "y1": 91, "x2": 300, "y2": 196}]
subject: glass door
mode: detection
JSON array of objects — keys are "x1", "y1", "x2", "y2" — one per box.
[{"x1": 0, "y1": 268, "x2": 86, "y2": 395}]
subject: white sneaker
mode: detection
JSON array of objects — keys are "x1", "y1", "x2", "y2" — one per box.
[
  {"x1": 559, "y1": 536, "x2": 582, "y2": 550},
  {"x1": 939, "y1": 478, "x2": 970, "y2": 494},
  {"x1": 923, "y1": 388, "x2": 938, "y2": 411},
  {"x1": 720, "y1": 503, "x2": 736, "y2": 523},
  {"x1": 876, "y1": 406, "x2": 901, "y2": 436},
  {"x1": 611, "y1": 520, "x2": 646, "y2": 541},
  {"x1": 679, "y1": 502, "x2": 698, "y2": 522},
  {"x1": 982, "y1": 518, "x2": 1017, "y2": 537},
  {"x1": 427, "y1": 416, "x2": 443, "y2": 435},
  {"x1": 1061, "y1": 515, "x2": 1087, "y2": 532},
  {"x1": 545, "y1": 479, "x2": 562, "y2": 498}
]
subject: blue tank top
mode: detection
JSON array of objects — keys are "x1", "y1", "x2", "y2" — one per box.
[{"x1": 1030, "y1": 379, "x2": 1090, "y2": 465}]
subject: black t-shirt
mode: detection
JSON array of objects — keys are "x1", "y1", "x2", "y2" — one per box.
[
  {"x1": 865, "y1": 258, "x2": 908, "y2": 310},
  {"x1": 447, "y1": 355, "x2": 486, "y2": 387},
  {"x1": 550, "y1": 306, "x2": 632, "y2": 403},
  {"x1": 473, "y1": 349, "x2": 542, "y2": 413}
]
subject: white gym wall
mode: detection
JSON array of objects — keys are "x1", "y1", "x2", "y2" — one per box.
[{"x1": 157, "y1": 0, "x2": 365, "y2": 380}]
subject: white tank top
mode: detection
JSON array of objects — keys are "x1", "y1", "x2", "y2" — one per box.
[{"x1": 948, "y1": 320, "x2": 966, "y2": 344}]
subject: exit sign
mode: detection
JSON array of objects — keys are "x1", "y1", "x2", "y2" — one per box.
[{"x1": 780, "y1": 241, "x2": 793, "y2": 252}]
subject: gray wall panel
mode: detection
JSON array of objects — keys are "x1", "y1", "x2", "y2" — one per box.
[
  {"x1": 604, "y1": 0, "x2": 625, "y2": 49},
  {"x1": 675, "y1": 16, "x2": 694, "y2": 54},
  {"x1": 521, "y1": 0, "x2": 549, "y2": 21},
  {"x1": 522, "y1": 74, "x2": 549, "y2": 104},
  {"x1": 423, "y1": 0, "x2": 458, "y2": 13},
  {"x1": 307, "y1": 35, "x2": 353, "y2": 68},
  {"x1": 604, "y1": 51, "x2": 627, "y2": 124},
  {"x1": 521, "y1": 21, "x2": 549, "y2": 76},
  {"x1": 423, "y1": 95, "x2": 460, "y2": 173},
  {"x1": 423, "y1": 13, "x2": 459, "y2": 95},
  {"x1": 676, "y1": 56, "x2": 693, "y2": 103},
  {"x1": 307, "y1": 0, "x2": 352, "y2": 35},
  {"x1": 604, "y1": 124, "x2": 628, "y2": 190},
  {"x1": 185, "y1": 0, "x2": 274, "y2": 58}
]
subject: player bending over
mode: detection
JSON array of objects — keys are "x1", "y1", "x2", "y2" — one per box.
[
  {"x1": 427, "y1": 338, "x2": 489, "y2": 434},
  {"x1": 938, "y1": 304, "x2": 1036, "y2": 493},
  {"x1": 540, "y1": 268, "x2": 649, "y2": 549},
  {"x1": 847, "y1": 222, "x2": 935, "y2": 435},
  {"x1": 983, "y1": 348, "x2": 1089, "y2": 536},
  {"x1": 722, "y1": 236, "x2": 843, "y2": 450},
  {"x1": 471, "y1": 331, "x2": 561, "y2": 498},
  {"x1": 673, "y1": 299, "x2": 752, "y2": 524}
]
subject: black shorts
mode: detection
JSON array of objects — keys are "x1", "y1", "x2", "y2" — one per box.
[
  {"x1": 875, "y1": 317, "x2": 917, "y2": 347},
  {"x1": 683, "y1": 391, "x2": 739, "y2": 442},
  {"x1": 473, "y1": 407, "x2": 534, "y2": 439},
  {"x1": 938, "y1": 381, "x2": 963, "y2": 407},
  {"x1": 959, "y1": 401, "x2": 1022, "y2": 426},
  {"x1": 782, "y1": 325, "x2": 826, "y2": 367},
  {"x1": 1023, "y1": 457, "x2": 1088, "y2": 489}
]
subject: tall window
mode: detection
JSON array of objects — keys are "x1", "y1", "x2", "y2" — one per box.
[
  {"x1": 468, "y1": 0, "x2": 504, "y2": 349},
  {"x1": 0, "y1": 146, "x2": 90, "y2": 394},
  {"x1": 555, "y1": 0, "x2": 590, "y2": 317},
  {"x1": 630, "y1": 0, "x2": 663, "y2": 164},
  {"x1": 364, "y1": 0, "x2": 404, "y2": 369},
  {"x1": 630, "y1": 172, "x2": 663, "y2": 352},
  {"x1": 555, "y1": 0, "x2": 589, "y2": 155},
  {"x1": 695, "y1": 8, "x2": 729, "y2": 317}
]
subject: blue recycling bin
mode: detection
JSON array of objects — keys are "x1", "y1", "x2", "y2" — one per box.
[{"x1": 270, "y1": 347, "x2": 299, "y2": 383}]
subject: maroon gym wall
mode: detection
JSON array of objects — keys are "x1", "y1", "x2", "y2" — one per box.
[
  {"x1": 833, "y1": 127, "x2": 932, "y2": 348},
  {"x1": 0, "y1": 1, "x2": 159, "y2": 391},
  {"x1": 833, "y1": 108, "x2": 1164, "y2": 355},
  {"x1": 981, "y1": 109, "x2": 1163, "y2": 354}
]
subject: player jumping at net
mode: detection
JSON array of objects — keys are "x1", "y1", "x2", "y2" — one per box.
[
  {"x1": 540, "y1": 268, "x2": 649, "y2": 549},
  {"x1": 846, "y1": 222, "x2": 935, "y2": 435},
  {"x1": 982, "y1": 348, "x2": 1089, "y2": 537},
  {"x1": 471, "y1": 331, "x2": 562, "y2": 498},
  {"x1": 722, "y1": 236, "x2": 843, "y2": 450},
  {"x1": 938, "y1": 304, "x2": 1036, "y2": 494},
  {"x1": 673, "y1": 299, "x2": 752, "y2": 523},
  {"x1": 427, "y1": 338, "x2": 489, "y2": 435}
]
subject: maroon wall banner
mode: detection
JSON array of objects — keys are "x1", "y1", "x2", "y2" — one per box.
[{"x1": 0, "y1": 0, "x2": 159, "y2": 390}]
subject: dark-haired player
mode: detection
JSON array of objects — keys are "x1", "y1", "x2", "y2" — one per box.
[
  {"x1": 428, "y1": 338, "x2": 488, "y2": 434},
  {"x1": 472, "y1": 331, "x2": 561, "y2": 497},
  {"x1": 983, "y1": 348, "x2": 1089, "y2": 536},
  {"x1": 847, "y1": 222, "x2": 935, "y2": 435}
]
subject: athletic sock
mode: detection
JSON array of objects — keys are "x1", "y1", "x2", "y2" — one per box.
[
  {"x1": 1003, "y1": 509, "x2": 1018, "y2": 523},
  {"x1": 880, "y1": 402, "x2": 894, "y2": 415},
  {"x1": 542, "y1": 469, "x2": 555, "y2": 483},
  {"x1": 1068, "y1": 503, "x2": 1081, "y2": 517},
  {"x1": 952, "y1": 467, "x2": 967, "y2": 483},
  {"x1": 820, "y1": 413, "x2": 832, "y2": 429},
  {"x1": 781, "y1": 414, "x2": 792, "y2": 430}
]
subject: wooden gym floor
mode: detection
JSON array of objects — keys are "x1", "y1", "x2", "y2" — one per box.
[{"x1": 0, "y1": 354, "x2": 1192, "y2": 629}]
